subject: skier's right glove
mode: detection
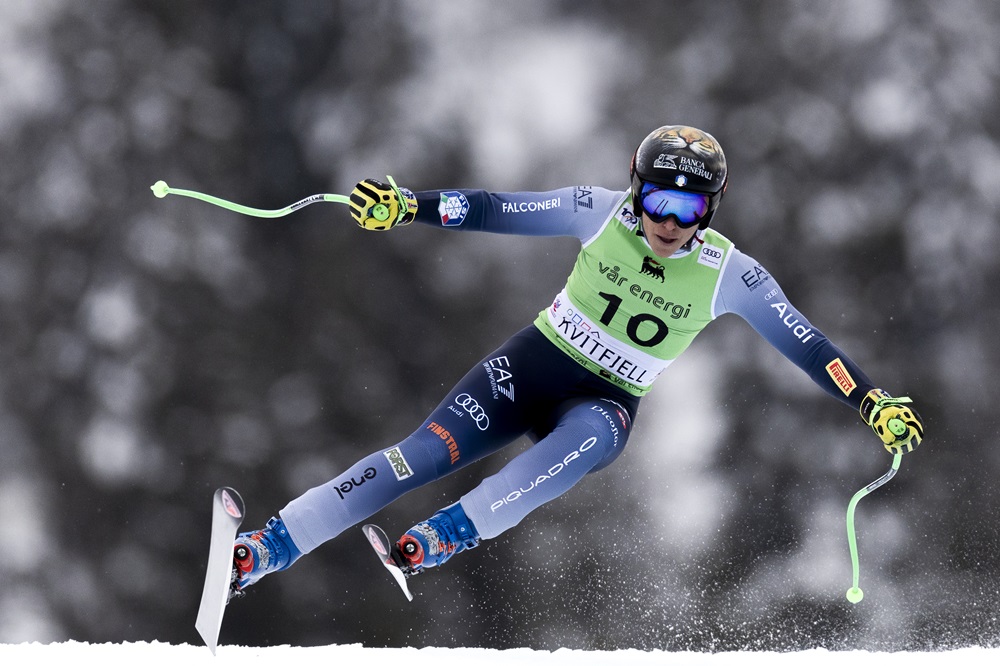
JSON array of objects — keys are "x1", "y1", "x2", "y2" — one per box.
[
  {"x1": 860, "y1": 389, "x2": 924, "y2": 455},
  {"x1": 349, "y1": 177, "x2": 417, "y2": 231}
]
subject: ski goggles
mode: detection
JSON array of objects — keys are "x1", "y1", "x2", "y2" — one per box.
[{"x1": 638, "y1": 181, "x2": 710, "y2": 228}]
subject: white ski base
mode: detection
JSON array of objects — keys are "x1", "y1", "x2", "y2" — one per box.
[{"x1": 195, "y1": 487, "x2": 245, "y2": 654}]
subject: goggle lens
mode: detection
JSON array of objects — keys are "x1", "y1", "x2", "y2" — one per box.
[{"x1": 639, "y1": 182, "x2": 710, "y2": 227}]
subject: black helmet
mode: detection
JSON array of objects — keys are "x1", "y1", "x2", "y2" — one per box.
[{"x1": 630, "y1": 125, "x2": 728, "y2": 230}]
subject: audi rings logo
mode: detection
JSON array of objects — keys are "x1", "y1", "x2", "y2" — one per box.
[
  {"x1": 698, "y1": 243, "x2": 724, "y2": 270},
  {"x1": 454, "y1": 393, "x2": 490, "y2": 430}
]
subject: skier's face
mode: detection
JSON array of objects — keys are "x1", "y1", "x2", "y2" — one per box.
[{"x1": 641, "y1": 212, "x2": 700, "y2": 257}]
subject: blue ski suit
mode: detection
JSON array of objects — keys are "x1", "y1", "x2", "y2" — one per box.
[{"x1": 279, "y1": 186, "x2": 876, "y2": 552}]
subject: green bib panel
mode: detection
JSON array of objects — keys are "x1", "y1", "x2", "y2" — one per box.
[{"x1": 534, "y1": 194, "x2": 733, "y2": 395}]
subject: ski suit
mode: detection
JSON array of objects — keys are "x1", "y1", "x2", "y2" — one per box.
[{"x1": 279, "y1": 186, "x2": 876, "y2": 552}]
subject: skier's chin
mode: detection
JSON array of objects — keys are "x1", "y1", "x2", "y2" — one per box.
[
  {"x1": 641, "y1": 214, "x2": 695, "y2": 257},
  {"x1": 650, "y1": 236, "x2": 682, "y2": 257}
]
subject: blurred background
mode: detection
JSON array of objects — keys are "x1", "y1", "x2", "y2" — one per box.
[{"x1": 1, "y1": 0, "x2": 998, "y2": 652}]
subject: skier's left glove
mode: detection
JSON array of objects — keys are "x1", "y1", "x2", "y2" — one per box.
[
  {"x1": 860, "y1": 389, "x2": 924, "y2": 455},
  {"x1": 349, "y1": 176, "x2": 417, "y2": 231}
]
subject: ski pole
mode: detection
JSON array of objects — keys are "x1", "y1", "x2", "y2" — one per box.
[
  {"x1": 150, "y1": 180, "x2": 352, "y2": 218},
  {"x1": 845, "y1": 452, "x2": 903, "y2": 604}
]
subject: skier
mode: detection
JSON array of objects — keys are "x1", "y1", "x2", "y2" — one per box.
[{"x1": 230, "y1": 125, "x2": 924, "y2": 595}]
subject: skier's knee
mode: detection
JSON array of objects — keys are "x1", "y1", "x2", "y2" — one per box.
[{"x1": 561, "y1": 399, "x2": 632, "y2": 472}]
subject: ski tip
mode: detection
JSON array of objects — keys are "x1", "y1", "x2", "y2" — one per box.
[
  {"x1": 362, "y1": 524, "x2": 414, "y2": 602},
  {"x1": 217, "y1": 487, "x2": 244, "y2": 520},
  {"x1": 362, "y1": 523, "x2": 390, "y2": 556}
]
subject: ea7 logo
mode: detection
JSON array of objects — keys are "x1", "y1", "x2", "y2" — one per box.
[
  {"x1": 573, "y1": 186, "x2": 594, "y2": 211},
  {"x1": 484, "y1": 356, "x2": 515, "y2": 401},
  {"x1": 742, "y1": 264, "x2": 771, "y2": 291}
]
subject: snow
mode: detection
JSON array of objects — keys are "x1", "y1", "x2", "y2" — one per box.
[{"x1": 0, "y1": 642, "x2": 993, "y2": 665}]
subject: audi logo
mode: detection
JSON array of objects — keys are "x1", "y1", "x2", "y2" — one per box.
[
  {"x1": 455, "y1": 393, "x2": 490, "y2": 430},
  {"x1": 702, "y1": 247, "x2": 722, "y2": 259}
]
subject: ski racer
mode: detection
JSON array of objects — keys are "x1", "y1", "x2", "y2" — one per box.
[{"x1": 230, "y1": 125, "x2": 924, "y2": 595}]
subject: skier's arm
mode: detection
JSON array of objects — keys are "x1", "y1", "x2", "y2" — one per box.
[
  {"x1": 414, "y1": 187, "x2": 624, "y2": 240},
  {"x1": 715, "y1": 250, "x2": 923, "y2": 453},
  {"x1": 410, "y1": 187, "x2": 608, "y2": 239},
  {"x1": 349, "y1": 179, "x2": 621, "y2": 240}
]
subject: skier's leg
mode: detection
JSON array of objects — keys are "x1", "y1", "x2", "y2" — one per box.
[
  {"x1": 233, "y1": 329, "x2": 547, "y2": 591},
  {"x1": 394, "y1": 397, "x2": 633, "y2": 572},
  {"x1": 234, "y1": 417, "x2": 525, "y2": 590},
  {"x1": 465, "y1": 397, "x2": 634, "y2": 540}
]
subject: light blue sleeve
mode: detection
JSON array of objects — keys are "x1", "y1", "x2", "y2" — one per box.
[
  {"x1": 413, "y1": 186, "x2": 624, "y2": 241},
  {"x1": 715, "y1": 248, "x2": 875, "y2": 409}
]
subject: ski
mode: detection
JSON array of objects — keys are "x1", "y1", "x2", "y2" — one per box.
[
  {"x1": 195, "y1": 487, "x2": 245, "y2": 654},
  {"x1": 362, "y1": 523, "x2": 414, "y2": 602}
]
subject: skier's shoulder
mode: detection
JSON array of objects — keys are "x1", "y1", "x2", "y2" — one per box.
[{"x1": 569, "y1": 186, "x2": 627, "y2": 214}]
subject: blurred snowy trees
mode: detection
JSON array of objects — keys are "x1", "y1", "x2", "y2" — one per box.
[{"x1": 1, "y1": 0, "x2": 998, "y2": 651}]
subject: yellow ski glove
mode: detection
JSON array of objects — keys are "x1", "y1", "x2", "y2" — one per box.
[
  {"x1": 860, "y1": 389, "x2": 924, "y2": 455},
  {"x1": 349, "y1": 176, "x2": 417, "y2": 231}
]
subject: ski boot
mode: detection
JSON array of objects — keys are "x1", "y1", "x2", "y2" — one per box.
[
  {"x1": 395, "y1": 502, "x2": 480, "y2": 576},
  {"x1": 231, "y1": 516, "x2": 302, "y2": 597}
]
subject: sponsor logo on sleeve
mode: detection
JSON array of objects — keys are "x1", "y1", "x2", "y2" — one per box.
[
  {"x1": 825, "y1": 358, "x2": 857, "y2": 396},
  {"x1": 501, "y1": 197, "x2": 561, "y2": 213},
  {"x1": 770, "y1": 301, "x2": 816, "y2": 344},
  {"x1": 573, "y1": 186, "x2": 594, "y2": 211},
  {"x1": 741, "y1": 264, "x2": 772, "y2": 291}
]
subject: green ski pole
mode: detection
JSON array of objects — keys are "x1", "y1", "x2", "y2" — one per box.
[
  {"x1": 150, "y1": 180, "x2": 351, "y2": 218},
  {"x1": 845, "y1": 452, "x2": 903, "y2": 604}
]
